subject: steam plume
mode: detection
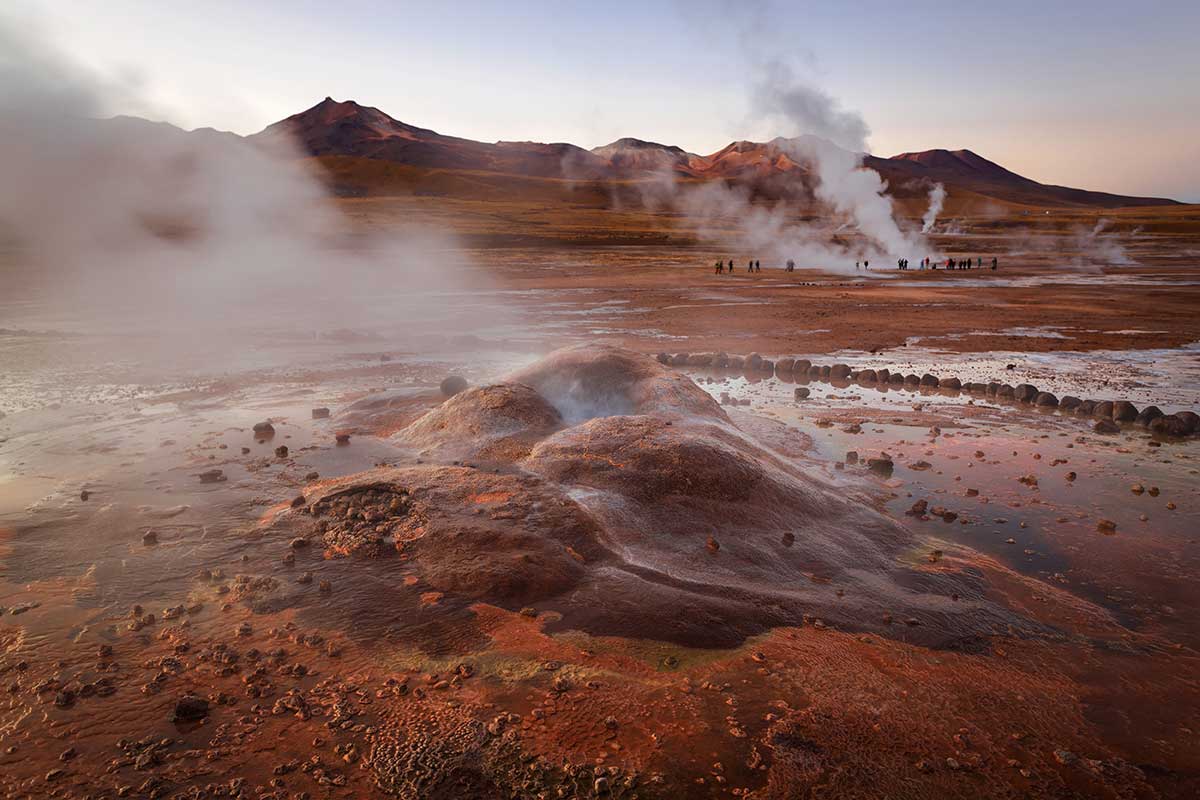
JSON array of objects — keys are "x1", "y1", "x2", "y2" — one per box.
[{"x1": 922, "y1": 184, "x2": 946, "y2": 233}]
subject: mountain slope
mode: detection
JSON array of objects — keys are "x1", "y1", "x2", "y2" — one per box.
[{"x1": 245, "y1": 98, "x2": 1178, "y2": 208}]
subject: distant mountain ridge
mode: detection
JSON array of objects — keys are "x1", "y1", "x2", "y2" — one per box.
[{"x1": 245, "y1": 98, "x2": 1177, "y2": 208}]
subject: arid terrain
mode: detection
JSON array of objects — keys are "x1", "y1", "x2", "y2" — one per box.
[{"x1": 2, "y1": 96, "x2": 1200, "y2": 799}]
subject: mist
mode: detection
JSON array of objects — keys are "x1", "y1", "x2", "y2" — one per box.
[{"x1": 0, "y1": 13, "x2": 510, "y2": 356}]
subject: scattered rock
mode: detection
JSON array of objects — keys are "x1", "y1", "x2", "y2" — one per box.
[
  {"x1": 171, "y1": 695, "x2": 209, "y2": 722},
  {"x1": 311, "y1": 407, "x2": 331, "y2": 419},
  {"x1": 198, "y1": 469, "x2": 226, "y2": 484},
  {"x1": 252, "y1": 421, "x2": 275, "y2": 437},
  {"x1": 1093, "y1": 419, "x2": 1120, "y2": 434}
]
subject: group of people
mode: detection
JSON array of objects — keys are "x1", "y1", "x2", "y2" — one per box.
[
  {"x1": 714, "y1": 259, "x2": 763, "y2": 274},
  {"x1": 898, "y1": 256, "x2": 999, "y2": 270},
  {"x1": 713, "y1": 255, "x2": 999, "y2": 274}
]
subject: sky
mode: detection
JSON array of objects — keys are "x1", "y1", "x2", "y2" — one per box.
[{"x1": 12, "y1": 0, "x2": 1200, "y2": 201}]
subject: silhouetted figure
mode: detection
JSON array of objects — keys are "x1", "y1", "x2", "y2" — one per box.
[
  {"x1": 715, "y1": 260, "x2": 723, "y2": 274},
  {"x1": 978, "y1": 256, "x2": 983, "y2": 268},
  {"x1": 755, "y1": 260, "x2": 761, "y2": 272},
  {"x1": 992, "y1": 257, "x2": 998, "y2": 270},
  {"x1": 855, "y1": 261, "x2": 860, "y2": 271},
  {"x1": 786, "y1": 259, "x2": 795, "y2": 272},
  {"x1": 864, "y1": 259, "x2": 869, "y2": 270}
]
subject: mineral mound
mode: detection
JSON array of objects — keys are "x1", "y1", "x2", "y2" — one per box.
[{"x1": 285, "y1": 344, "x2": 1052, "y2": 648}]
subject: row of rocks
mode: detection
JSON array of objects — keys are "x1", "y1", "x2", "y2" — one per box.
[{"x1": 658, "y1": 351, "x2": 1199, "y2": 437}]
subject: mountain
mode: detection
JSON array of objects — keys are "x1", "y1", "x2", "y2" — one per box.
[
  {"x1": 245, "y1": 98, "x2": 1178, "y2": 208},
  {"x1": 250, "y1": 97, "x2": 608, "y2": 179}
]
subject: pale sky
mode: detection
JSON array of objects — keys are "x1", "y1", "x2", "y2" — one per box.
[{"x1": 15, "y1": 0, "x2": 1200, "y2": 201}]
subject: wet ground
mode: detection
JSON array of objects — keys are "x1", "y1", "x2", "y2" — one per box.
[{"x1": 2, "y1": 251, "x2": 1200, "y2": 798}]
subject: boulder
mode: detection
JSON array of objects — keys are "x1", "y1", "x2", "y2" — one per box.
[
  {"x1": 793, "y1": 359, "x2": 812, "y2": 372},
  {"x1": 830, "y1": 364, "x2": 852, "y2": 379},
  {"x1": 997, "y1": 384, "x2": 1015, "y2": 399},
  {"x1": 1013, "y1": 384, "x2": 1038, "y2": 403},
  {"x1": 940, "y1": 377, "x2": 962, "y2": 391},
  {"x1": 775, "y1": 358, "x2": 795, "y2": 373},
  {"x1": 727, "y1": 356, "x2": 745, "y2": 369},
  {"x1": 794, "y1": 387, "x2": 810, "y2": 400},
  {"x1": 1074, "y1": 400, "x2": 1096, "y2": 416},
  {"x1": 904, "y1": 374, "x2": 920, "y2": 385},
  {"x1": 1093, "y1": 401, "x2": 1114, "y2": 418},
  {"x1": 920, "y1": 374, "x2": 939, "y2": 387},
  {"x1": 713, "y1": 352, "x2": 729, "y2": 368},
  {"x1": 1111, "y1": 401, "x2": 1138, "y2": 422},
  {"x1": 1149, "y1": 414, "x2": 1192, "y2": 437},
  {"x1": 1174, "y1": 411, "x2": 1199, "y2": 434},
  {"x1": 875, "y1": 369, "x2": 890, "y2": 383},
  {"x1": 671, "y1": 353, "x2": 690, "y2": 366},
  {"x1": 889, "y1": 373, "x2": 904, "y2": 385},
  {"x1": 857, "y1": 369, "x2": 878, "y2": 383},
  {"x1": 759, "y1": 359, "x2": 775, "y2": 373},
  {"x1": 440, "y1": 375, "x2": 469, "y2": 397},
  {"x1": 1135, "y1": 406, "x2": 1163, "y2": 427},
  {"x1": 819, "y1": 366, "x2": 832, "y2": 378},
  {"x1": 687, "y1": 353, "x2": 713, "y2": 367},
  {"x1": 986, "y1": 382, "x2": 1000, "y2": 396},
  {"x1": 656, "y1": 353, "x2": 671, "y2": 365},
  {"x1": 252, "y1": 421, "x2": 275, "y2": 437},
  {"x1": 1093, "y1": 419, "x2": 1120, "y2": 434},
  {"x1": 1034, "y1": 392, "x2": 1059, "y2": 407},
  {"x1": 311, "y1": 407, "x2": 331, "y2": 419},
  {"x1": 746, "y1": 353, "x2": 763, "y2": 370},
  {"x1": 1059, "y1": 396, "x2": 1082, "y2": 411}
]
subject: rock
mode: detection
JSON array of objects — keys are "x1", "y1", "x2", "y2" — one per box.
[
  {"x1": 1013, "y1": 384, "x2": 1038, "y2": 403},
  {"x1": 439, "y1": 375, "x2": 470, "y2": 397},
  {"x1": 919, "y1": 373, "x2": 938, "y2": 387},
  {"x1": 311, "y1": 407, "x2": 331, "y2": 419},
  {"x1": 759, "y1": 358, "x2": 774, "y2": 373},
  {"x1": 857, "y1": 369, "x2": 878, "y2": 383},
  {"x1": 80, "y1": 489, "x2": 90, "y2": 501},
  {"x1": 252, "y1": 421, "x2": 275, "y2": 437},
  {"x1": 142, "y1": 530, "x2": 158, "y2": 546},
  {"x1": 1093, "y1": 419, "x2": 1120, "y2": 434},
  {"x1": 1075, "y1": 399, "x2": 1096, "y2": 416},
  {"x1": 171, "y1": 695, "x2": 209, "y2": 722},
  {"x1": 986, "y1": 382, "x2": 1000, "y2": 396},
  {"x1": 889, "y1": 373, "x2": 904, "y2": 385},
  {"x1": 875, "y1": 369, "x2": 890, "y2": 383},
  {"x1": 1150, "y1": 414, "x2": 1192, "y2": 437},
  {"x1": 940, "y1": 377, "x2": 962, "y2": 390},
  {"x1": 909, "y1": 499, "x2": 928, "y2": 515},
  {"x1": 1111, "y1": 401, "x2": 1138, "y2": 422},
  {"x1": 706, "y1": 536, "x2": 720, "y2": 554},
  {"x1": 775, "y1": 358, "x2": 795, "y2": 373},
  {"x1": 997, "y1": 384, "x2": 1015, "y2": 399},
  {"x1": 274, "y1": 445, "x2": 289, "y2": 458},
  {"x1": 687, "y1": 353, "x2": 713, "y2": 367},
  {"x1": 845, "y1": 451, "x2": 858, "y2": 465},
  {"x1": 746, "y1": 353, "x2": 763, "y2": 371},
  {"x1": 655, "y1": 353, "x2": 671, "y2": 365},
  {"x1": 1175, "y1": 411, "x2": 1200, "y2": 434},
  {"x1": 335, "y1": 433, "x2": 351, "y2": 445},
  {"x1": 198, "y1": 469, "x2": 226, "y2": 484},
  {"x1": 1034, "y1": 392, "x2": 1059, "y2": 407},
  {"x1": 867, "y1": 458, "x2": 894, "y2": 477},
  {"x1": 793, "y1": 359, "x2": 812, "y2": 372},
  {"x1": 1135, "y1": 405, "x2": 1164, "y2": 427},
  {"x1": 831, "y1": 364, "x2": 852, "y2": 379},
  {"x1": 1059, "y1": 396, "x2": 1082, "y2": 411},
  {"x1": 1097, "y1": 519, "x2": 1117, "y2": 535},
  {"x1": 671, "y1": 353, "x2": 690, "y2": 366},
  {"x1": 289, "y1": 537, "x2": 309, "y2": 549},
  {"x1": 1093, "y1": 400, "x2": 1114, "y2": 418}
]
